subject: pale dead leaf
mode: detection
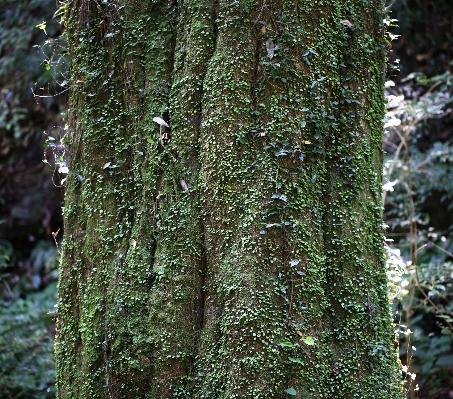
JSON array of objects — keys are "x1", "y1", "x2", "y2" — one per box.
[
  {"x1": 304, "y1": 140, "x2": 312, "y2": 145},
  {"x1": 131, "y1": 239, "x2": 136, "y2": 248},
  {"x1": 266, "y1": 39, "x2": 275, "y2": 59},
  {"x1": 153, "y1": 117, "x2": 169, "y2": 127},
  {"x1": 103, "y1": 162, "x2": 111, "y2": 169},
  {"x1": 180, "y1": 179, "x2": 189, "y2": 193},
  {"x1": 340, "y1": 19, "x2": 353, "y2": 27}
]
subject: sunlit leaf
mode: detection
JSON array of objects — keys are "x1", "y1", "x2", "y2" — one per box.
[
  {"x1": 35, "y1": 21, "x2": 47, "y2": 33},
  {"x1": 302, "y1": 336, "x2": 315, "y2": 345},
  {"x1": 285, "y1": 387, "x2": 297, "y2": 395},
  {"x1": 279, "y1": 341, "x2": 294, "y2": 347}
]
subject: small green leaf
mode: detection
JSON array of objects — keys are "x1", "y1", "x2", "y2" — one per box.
[
  {"x1": 436, "y1": 315, "x2": 453, "y2": 322},
  {"x1": 279, "y1": 341, "x2": 294, "y2": 348},
  {"x1": 288, "y1": 357, "x2": 304, "y2": 364},
  {"x1": 441, "y1": 327, "x2": 452, "y2": 335},
  {"x1": 285, "y1": 387, "x2": 297, "y2": 395},
  {"x1": 302, "y1": 336, "x2": 315, "y2": 345}
]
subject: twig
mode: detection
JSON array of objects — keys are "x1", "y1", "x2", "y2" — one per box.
[{"x1": 52, "y1": 228, "x2": 61, "y2": 255}]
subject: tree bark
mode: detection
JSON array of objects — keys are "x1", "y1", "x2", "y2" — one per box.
[{"x1": 56, "y1": 0, "x2": 400, "y2": 398}]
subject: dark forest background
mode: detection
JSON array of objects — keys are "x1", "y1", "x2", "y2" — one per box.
[{"x1": 0, "y1": 1, "x2": 452, "y2": 398}]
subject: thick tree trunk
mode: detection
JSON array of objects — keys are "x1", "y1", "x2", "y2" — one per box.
[{"x1": 56, "y1": 0, "x2": 400, "y2": 398}]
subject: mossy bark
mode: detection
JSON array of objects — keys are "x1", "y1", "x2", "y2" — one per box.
[{"x1": 56, "y1": 0, "x2": 400, "y2": 398}]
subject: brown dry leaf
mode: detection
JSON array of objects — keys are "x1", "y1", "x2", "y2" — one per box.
[
  {"x1": 340, "y1": 19, "x2": 353, "y2": 27},
  {"x1": 296, "y1": 331, "x2": 303, "y2": 337},
  {"x1": 153, "y1": 117, "x2": 169, "y2": 128},
  {"x1": 304, "y1": 140, "x2": 312, "y2": 145}
]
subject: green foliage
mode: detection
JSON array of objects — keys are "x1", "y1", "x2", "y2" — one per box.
[
  {"x1": 0, "y1": 240, "x2": 14, "y2": 270},
  {"x1": 0, "y1": 0, "x2": 65, "y2": 261},
  {"x1": 0, "y1": 0, "x2": 63, "y2": 142},
  {"x1": 389, "y1": 0, "x2": 453, "y2": 76},
  {"x1": 384, "y1": 68, "x2": 453, "y2": 397},
  {"x1": 0, "y1": 240, "x2": 59, "y2": 398},
  {"x1": 1, "y1": 240, "x2": 59, "y2": 299},
  {"x1": 384, "y1": 70, "x2": 453, "y2": 243},
  {"x1": 0, "y1": 282, "x2": 57, "y2": 398}
]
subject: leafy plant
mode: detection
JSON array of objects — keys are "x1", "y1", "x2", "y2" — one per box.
[
  {"x1": 0, "y1": 282, "x2": 57, "y2": 398},
  {"x1": 384, "y1": 68, "x2": 453, "y2": 398}
]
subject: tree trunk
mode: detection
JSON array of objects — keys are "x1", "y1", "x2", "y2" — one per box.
[{"x1": 56, "y1": 0, "x2": 400, "y2": 397}]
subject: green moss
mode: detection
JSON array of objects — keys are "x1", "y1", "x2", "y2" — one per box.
[{"x1": 56, "y1": 0, "x2": 400, "y2": 397}]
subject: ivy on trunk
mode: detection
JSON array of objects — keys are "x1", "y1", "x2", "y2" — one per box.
[{"x1": 56, "y1": 0, "x2": 400, "y2": 397}]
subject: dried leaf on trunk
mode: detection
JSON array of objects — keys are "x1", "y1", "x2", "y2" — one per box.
[
  {"x1": 180, "y1": 179, "x2": 189, "y2": 193},
  {"x1": 266, "y1": 39, "x2": 275, "y2": 59},
  {"x1": 340, "y1": 19, "x2": 353, "y2": 27},
  {"x1": 153, "y1": 117, "x2": 169, "y2": 127}
]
